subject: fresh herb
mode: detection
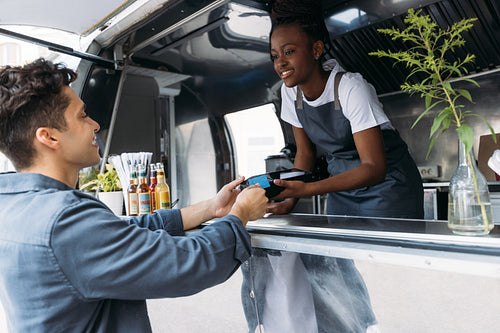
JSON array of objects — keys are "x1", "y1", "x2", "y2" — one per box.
[{"x1": 369, "y1": 8, "x2": 496, "y2": 158}]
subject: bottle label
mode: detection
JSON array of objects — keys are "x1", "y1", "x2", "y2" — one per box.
[
  {"x1": 139, "y1": 193, "x2": 151, "y2": 214},
  {"x1": 159, "y1": 192, "x2": 171, "y2": 209},
  {"x1": 129, "y1": 193, "x2": 138, "y2": 215}
]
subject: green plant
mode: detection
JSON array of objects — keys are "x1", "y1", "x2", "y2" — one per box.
[
  {"x1": 369, "y1": 8, "x2": 496, "y2": 157},
  {"x1": 79, "y1": 164, "x2": 122, "y2": 192},
  {"x1": 370, "y1": 8, "x2": 496, "y2": 233}
]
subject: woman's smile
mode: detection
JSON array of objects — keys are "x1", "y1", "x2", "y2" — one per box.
[{"x1": 280, "y1": 69, "x2": 294, "y2": 79}]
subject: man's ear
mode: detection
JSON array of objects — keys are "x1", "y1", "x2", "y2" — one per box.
[
  {"x1": 35, "y1": 127, "x2": 60, "y2": 150},
  {"x1": 313, "y1": 40, "x2": 325, "y2": 59}
]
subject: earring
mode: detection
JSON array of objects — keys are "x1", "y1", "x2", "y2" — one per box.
[{"x1": 315, "y1": 56, "x2": 319, "y2": 60}]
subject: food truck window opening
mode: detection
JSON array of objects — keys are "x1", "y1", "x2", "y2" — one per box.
[{"x1": 224, "y1": 103, "x2": 285, "y2": 178}]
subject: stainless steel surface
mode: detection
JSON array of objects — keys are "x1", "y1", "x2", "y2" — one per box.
[
  {"x1": 128, "y1": 0, "x2": 230, "y2": 56},
  {"x1": 176, "y1": 118, "x2": 217, "y2": 207},
  {"x1": 423, "y1": 188, "x2": 438, "y2": 220},
  {"x1": 201, "y1": 212, "x2": 500, "y2": 279},
  {"x1": 241, "y1": 214, "x2": 500, "y2": 281},
  {"x1": 382, "y1": 71, "x2": 500, "y2": 181},
  {"x1": 249, "y1": 234, "x2": 500, "y2": 277},
  {"x1": 245, "y1": 214, "x2": 500, "y2": 253},
  {"x1": 126, "y1": 66, "x2": 191, "y2": 91},
  {"x1": 492, "y1": 192, "x2": 500, "y2": 225},
  {"x1": 322, "y1": 0, "x2": 443, "y2": 36},
  {"x1": 168, "y1": 97, "x2": 178, "y2": 204}
]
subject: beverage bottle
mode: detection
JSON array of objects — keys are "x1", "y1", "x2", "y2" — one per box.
[
  {"x1": 149, "y1": 164, "x2": 157, "y2": 211},
  {"x1": 127, "y1": 164, "x2": 138, "y2": 216},
  {"x1": 155, "y1": 163, "x2": 171, "y2": 209},
  {"x1": 137, "y1": 164, "x2": 152, "y2": 215}
]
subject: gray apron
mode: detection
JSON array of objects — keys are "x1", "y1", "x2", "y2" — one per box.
[
  {"x1": 296, "y1": 72, "x2": 424, "y2": 218},
  {"x1": 241, "y1": 74, "x2": 424, "y2": 333},
  {"x1": 294, "y1": 73, "x2": 423, "y2": 332}
]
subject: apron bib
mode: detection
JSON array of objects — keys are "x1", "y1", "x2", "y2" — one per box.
[{"x1": 295, "y1": 72, "x2": 423, "y2": 218}]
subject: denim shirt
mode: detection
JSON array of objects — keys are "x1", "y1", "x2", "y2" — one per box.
[{"x1": 0, "y1": 172, "x2": 251, "y2": 332}]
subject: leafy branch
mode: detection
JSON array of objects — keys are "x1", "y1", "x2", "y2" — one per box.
[{"x1": 369, "y1": 8, "x2": 496, "y2": 158}]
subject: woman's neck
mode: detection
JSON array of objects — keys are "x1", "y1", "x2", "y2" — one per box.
[{"x1": 299, "y1": 69, "x2": 330, "y2": 101}]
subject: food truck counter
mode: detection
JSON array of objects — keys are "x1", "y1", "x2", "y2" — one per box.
[
  {"x1": 188, "y1": 214, "x2": 500, "y2": 332},
  {"x1": 214, "y1": 214, "x2": 500, "y2": 332},
  {"x1": 238, "y1": 214, "x2": 500, "y2": 278}
]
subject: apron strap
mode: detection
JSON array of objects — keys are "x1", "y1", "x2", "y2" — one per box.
[
  {"x1": 334, "y1": 72, "x2": 346, "y2": 111},
  {"x1": 296, "y1": 87, "x2": 303, "y2": 110},
  {"x1": 298, "y1": 71, "x2": 345, "y2": 110}
]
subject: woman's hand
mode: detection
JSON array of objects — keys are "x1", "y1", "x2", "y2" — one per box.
[
  {"x1": 271, "y1": 179, "x2": 308, "y2": 200},
  {"x1": 266, "y1": 197, "x2": 297, "y2": 215}
]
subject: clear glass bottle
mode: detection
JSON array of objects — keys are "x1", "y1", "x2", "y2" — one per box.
[
  {"x1": 155, "y1": 163, "x2": 171, "y2": 210},
  {"x1": 127, "y1": 165, "x2": 138, "y2": 216},
  {"x1": 137, "y1": 164, "x2": 152, "y2": 215},
  {"x1": 448, "y1": 139, "x2": 493, "y2": 235}
]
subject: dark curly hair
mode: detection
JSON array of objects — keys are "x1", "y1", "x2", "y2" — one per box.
[
  {"x1": 270, "y1": 0, "x2": 334, "y2": 61},
  {"x1": 0, "y1": 58, "x2": 77, "y2": 170}
]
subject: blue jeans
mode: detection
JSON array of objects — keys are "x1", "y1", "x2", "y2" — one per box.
[{"x1": 241, "y1": 248, "x2": 377, "y2": 333}]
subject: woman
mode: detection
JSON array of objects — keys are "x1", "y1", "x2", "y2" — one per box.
[
  {"x1": 267, "y1": 0, "x2": 423, "y2": 218},
  {"x1": 241, "y1": 1, "x2": 423, "y2": 332}
]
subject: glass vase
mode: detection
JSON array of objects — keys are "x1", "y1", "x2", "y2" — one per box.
[{"x1": 448, "y1": 139, "x2": 493, "y2": 235}]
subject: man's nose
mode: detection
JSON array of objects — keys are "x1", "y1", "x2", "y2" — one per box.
[{"x1": 90, "y1": 117, "x2": 100, "y2": 132}]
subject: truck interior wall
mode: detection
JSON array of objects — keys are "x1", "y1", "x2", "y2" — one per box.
[
  {"x1": 107, "y1": 74, "x2": 161, "y2": 159},
  {"x1": 174, "y1": 115, "x2": 217, "y2": 208},
  {"x1": 171, "y1": 82, "x2": 217, "y2": 207},
  {"x1": 381, "y1": 71, "x2": 500, "y2": 181}
]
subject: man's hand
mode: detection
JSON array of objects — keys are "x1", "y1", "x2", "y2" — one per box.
[
  {"x1": 213, "y1": 176, "x2": 245, "y2": 218},
  {"x1": 180, "y1": 177, "x2": 267, "y2": 230},
  {"x1": 229, "y1": 185, "x2": 268, "y2": 226}
]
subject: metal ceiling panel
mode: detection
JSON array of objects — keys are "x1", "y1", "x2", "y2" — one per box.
[
  {"x1": 0, "y1": 0, "x2": 136, "y2": 35},
  {"x1": 330, "y1": 0, "x2": 500, "y2": 94}
]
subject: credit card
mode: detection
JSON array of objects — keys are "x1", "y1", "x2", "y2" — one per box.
[{"x1": 248, "y1": 175, "x2": 270, "y2": 188}]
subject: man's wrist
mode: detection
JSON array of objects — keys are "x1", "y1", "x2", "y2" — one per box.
[
  {"x1": 229, "y1": 207, "x2": 247, "y2": 226},
  {"x1": 206, "y1": 197, "x2": 217, "y2": 220}
]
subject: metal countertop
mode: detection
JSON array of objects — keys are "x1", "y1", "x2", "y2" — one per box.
[{"x1": 245, "y1": 214, "x2": 500, "y2": 257}]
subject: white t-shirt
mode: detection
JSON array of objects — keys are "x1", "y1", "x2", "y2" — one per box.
[{"x1": 280, "y1": 59, "x2": 393, "y2": 133}]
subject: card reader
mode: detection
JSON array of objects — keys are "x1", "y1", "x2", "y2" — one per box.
[{"x1": 240, "y1": 168, "x2": 315, "y2": 198}]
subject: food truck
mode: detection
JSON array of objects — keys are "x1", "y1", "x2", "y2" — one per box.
[{"x1": 1, "y1": 0, "x2": 500, "y2": 332}]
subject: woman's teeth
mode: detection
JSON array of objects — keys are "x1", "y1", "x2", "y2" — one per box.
[{"x1": 281, "y1": 70, "x2": 293, "y2": 78}]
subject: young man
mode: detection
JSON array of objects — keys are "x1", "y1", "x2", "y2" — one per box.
[{"x1": 0, "y1": 59, "x2": 268, "y2": 332}]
